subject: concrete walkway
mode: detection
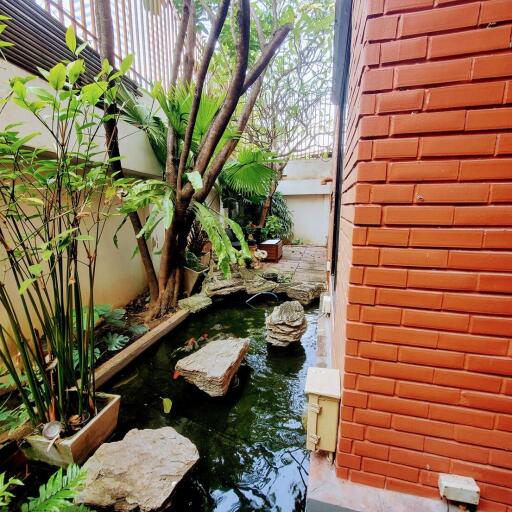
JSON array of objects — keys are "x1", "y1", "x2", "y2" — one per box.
[{"x1": 262, "y1": 245, "x2": 327, "y2": 284}]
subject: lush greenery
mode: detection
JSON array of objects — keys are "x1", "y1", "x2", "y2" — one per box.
[{"x1": 0, "y1": 27, "x2": 131, "y2": 428}]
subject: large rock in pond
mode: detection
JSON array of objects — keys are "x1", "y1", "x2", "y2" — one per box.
[
  {"x1": 175, "y1": 338, "x2": 249, "y2": 397},
  {"x1": 285, "y1": 281, "x2": 326, "y2": 305},
  {"x1": 75, "y1": 428, "x2": 199, "y2": 512},
  {"x1": 266, "y1": 300, "x2": 307, "y2": 347}
]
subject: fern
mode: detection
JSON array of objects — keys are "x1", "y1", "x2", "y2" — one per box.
[
  {"x1": 21, "y1": 464, "x2": 90, "y2": 512},
  {"x1": 0, "y1": 472, "x2": 23, "y2": 509},
  {"x1": 103, "y1": 333, "x2": 130, "y2": 352}
]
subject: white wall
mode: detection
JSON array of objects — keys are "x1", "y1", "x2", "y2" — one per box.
[{"x1": 277, "y1": 158, "x2": 332, "y2": 246}]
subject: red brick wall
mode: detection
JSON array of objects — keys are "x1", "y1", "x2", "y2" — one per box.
[{"x1": 332, "y1": 1, "x2": 512, "y2": 509}]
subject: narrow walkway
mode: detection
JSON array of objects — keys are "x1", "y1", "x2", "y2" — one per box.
[{"x1": 262, "y1": 245, "x2": 327, "y2": 284}]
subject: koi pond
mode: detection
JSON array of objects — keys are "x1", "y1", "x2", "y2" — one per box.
[{"x1": 105, "y1": 299, "x2": 318, "y2": 511}]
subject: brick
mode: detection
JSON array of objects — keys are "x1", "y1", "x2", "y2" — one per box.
[
  {"x1": 354, "y1": 205, "x2": 382, "y2": 225},
  {"x1": 377, "y1": 89, "x2": 424, "y2": 113},
  {"x1": 467, "y1": 108, "x2": 512, "y2": 131},
  {"x1": 429, "y1": 26, "x2": 512, "y2": 59},
  {"x1": 391, "y1": 111, "x2": 466, "y2": 135},
  {"x1": 370, "y1": 184, "x2": 414, "y2": 203},
  {"x1": 415, "y1": 184, "x2": 489, "y2": 204},
  {"x1": 471, "y1": 316, "x2": 512, "y2": 337},
  {"x1": 381, "y1": 247, "x2": 449, "y2": 268},
  {"x1": 484, "y1": 231, "x2": 512, "y2": 249},
  {"x1": 338, "y1": 437, "x2": 352, "y2": 453},
  {"x1": 452, "y1": 460, "x2": 512, "y2": 488},
  {"x1": 343, "y1": 390, "x2": 369, "y2": 409},
  {"x1": 479, "y1": 484, "x2": 512, "y2": 507},
  {"x1": 357, "y1": 373, "x2": 396, "y2": 394},
  {"x1": 373, "y1": 324, "x2": 439, "y2": 348},
  {"x1": 363, "y1": 457, "x2": 420, "y2": 482},
  {"x1": 490, "y1": 450, "x2": 512, "y2": 470},
  {"x1": 438, "y1": 332, "x2": 509, "y2": 356},
  {"x1": 341, "y1": 404, "x2": 354, "y2": 420},
  {"x1": 497, "y1": 134, "x2": 512, "y2": 154},
  {"x1": 460, "y1": 159, "x2": 512, "y2": 181},
  {"x1": 506, "y1": 81, "x2": 512, "y2": 104},
  {"x1": 366, "y1": 16, "x2": 399, "y2": 42},
  {"x1": 377, "y1": 288, "x2": 443, "y2": 310},
  {"x1": 352, "y1": 247, "x2": 380, "y2": 265},
  {"x1": 347, "y1": 322, "x2": 373, "y2": 341},
  {"x1": 367, "y1": 228, "x2": 410, "y2": 247},
  {"x1": 389, "y1": 447, "x2": 449, "y2": 472},
  {"x1": 360, "y1": 305, "x2": 402, "y2": 325},
  {"x1": 352, "y1": 227, "x2": 367, "y2": 245},
  {"x1": 473, "y1": 54, "x2": 512, "y2": 80},
  {"x1": 385, "y1": 478, "x2": 439, "y2": 499},
  {"x1": 347, "y1": 304, "x2": 361, "y2": 321},
  {"x1": 347, "y1": 339, "x2": 359, "y2": 356},
  {"x1": 399, "y1": 3, "x2": 480, "y2": 36},
  {"x1": 479, "y1": 273, "x2": 512, "y2": 294},
  {"x1": 349, "y1": 285, "x2": 376, "y2": 305},
  {"x1": 356, "y1": 161, "x2": 387, "y2": 182},
  {"x1": 466, "y1": 355, "x2": 512, "y2": 376},
  {"x1": 460, "y1": 391, "x2": 512, "y2": 413},
  {"x1": 398, "y1": 381, "x2": 460, "y2": 404},
  {"x1": 380, "y1": 37, "x2": 427, "y2": 63},
  {"x1": 360, "y1": 115, "x2": 389, "y2": 138},
  {"x1": 357, "y1": 140, "x2": 373, "y2": 161},
  {"x1": 363, "y1": 43, "x2": 380, "y2": 66},
  {"x1": 383, "y1": 206, "x2": 454, "y2": 225},
  {"x1": 429, "y1": 403, "x2": 495, "y2": 429},
  {"x1": 420, "y1": 134, "x2": 496, "y2": 157},
  {"x1": 426, "y1": 82, "x2": 506, "y2": 110},
  {"x1": 425, "y1": 438, "x2": 489, "y2": 464},
  {"x1": 450, "y1": 251, "x2": 512, "y2": 272},
  {"x1": 369, "y1": 0, "x2": 385, "y2": 15},
  {"x1": 497, "y1": 415, "x2": 512, "y2": 432},
  {"x1": 369, "y1": 394, "x2": 429, "y2": 418},
  {"x1": 372, "y1": 360, "x2": 434, "y2": 383},
  {"x1": 444, "y1": 293, "x2": 512, "y2": 316},
  {"x1": 393, "y1": 415, "x2": 454, "y2": 439},
  {"x1": 490, "y1": 184, "x2": 512, "y2": 203},
  {"x1": 454, "y1": 207, "x2": 512, "y2": 226},
  {"x1": 360, "y1": 94, "x2": 376, "y2": 115},
  {"x1": 341, "y1": 422, "x2": 365, "y2": 440},
  {"x1": 336, "y1": 452, "x2": 361, "y2": 470},
  {"x1": 403, "y1": 308, "x2": 469, "y2": 332},
  {"x1": 395, "y1": 58, "x2": 471, "y2": 87},
  {"x1": 350, "y1": 470, "x2": 385, "y2": 488},
  {"x1": 480, "y1": 0, "x2": 512, "y2": 23},
  {"x1": 353, "y1": 440, "x2": 389, "y2": 460},
  {"x1": 388, "y1": 160, "x2": 459, "y2": 182},
  {"x1": 335, "y1": 466, "x2": 349, "y2": 479},
  {"x1": 354, "y1": 408, "x2": 391, "y2": 428},
  {"x1": 364, "y1": 267, "x2": 408, "y2": 287},
  {"x1": 385, "y1": 0, "x2": 433, "y2": 12},
  {"x1": 407, "y1": 269, "x2": 478, "y2": 290},
  {"x1": 373, "y1": 138, "x2": 419, "y2": 159},
  {"x1": 349, "y1": 266, "x2": 364, "y2": 284},
  {"x1": 362, "y1": 68, "x2": 394, "y2": 93},
  {"x1": 434, "y1": 368, "x2": 503, "y2": 393},
  {"x1": 345, "y1": 356, "x2": 371, "y2": 375},
  {"x1": 399, "y1": 346, "x2": 464, "y2": 368}
]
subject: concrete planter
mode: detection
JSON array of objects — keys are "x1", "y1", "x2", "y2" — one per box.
[
  {"x1": 183, "y1": 267, "x2": 206, "y2": 297},
  {"x1": 21, "y1": 392, "x2": 120, "y2": 467}
]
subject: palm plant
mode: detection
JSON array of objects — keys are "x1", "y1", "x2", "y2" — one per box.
[{"x1": 0, "y1": 28, "x2": 130, "y2": 430}]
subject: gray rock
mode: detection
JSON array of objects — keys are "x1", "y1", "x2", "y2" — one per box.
[
  {"x1": 285, "y1": 281, "x2": 326, "y2": 305},
  {"x1": 203, "y1": 276, "x2": 246, "y2": 297},
  {"x1": 75, "y1": 428, "x2": 199, "y2": 511},
  {"x1": 245, "y1": 276, "x2": 277, "y2": 295},
  {"x1": 266, "y1": 301, "x2": 307, "y2": 347},
  {"x1": 175, "y1": 338, "x2": 249, "y2": 396},
  {"x1": 178, "y1": 293, "x2": 212, "y2": 313}
]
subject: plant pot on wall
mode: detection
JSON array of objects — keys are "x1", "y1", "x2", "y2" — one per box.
[{"x1": 20, "y1": 392, "x2": 120, "y2": 467}]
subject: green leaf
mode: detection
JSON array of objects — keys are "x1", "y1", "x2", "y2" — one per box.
[
  {"x1": 103, "y1": 332, "x2": 130, "y2": 352},
  {"x1": 185, "y1": 171, "x2": 203, "y2": 191},
  {"x1": 18, "y1": 278, "x2": 36, "y2": 296},
  {"x1": 162, "y1": 397, "x2": 172, "y2": 414},
  {"x1": 120, "y1": 54, "x2": 134, "y2": 74},
  {"x1": 81, "y1": 81, "x2": 108, "y2": 105},
  {"x1": 48, "y1": 63, "x2": 66, "y2": 90},
  {"x1": 28, "y1": 263, "x2": 43, "y2": 277},
  {"x1": 67, "y1": 59, "x2": 85, "y2": 84},
  {"x1": 65, "y1": 25, "x2": 77, "y2": 53}
]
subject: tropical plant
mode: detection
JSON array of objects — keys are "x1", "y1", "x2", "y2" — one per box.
[
  {"x1": 0, "y1": 472, "x2": 22, "y2": 510},
  {"x1": 0, "y1": 27, "x2": 132, "y2": 429},
  {"x1": 102, "y1": 333, "x2": 130, "y2": 352},
  {"x1": 94, "y1": 0, "x2": 291, "y2": 318}
]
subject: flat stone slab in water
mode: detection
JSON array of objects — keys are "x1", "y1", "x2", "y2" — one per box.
[
  {"x1": 266, "y1": 300, "x2": 307, "y2": 346},
  {"x1": 75, "y1": 428, "x2": 199, "y2": 512},
  {"x1": 175, "y1": 338, "x2": 250, "y2": 397},
  {"x1": 178, "y1": 293, "x2": 212, "y2": 313},
  {"x1": 285, "y1": 281, "x2": 326, "y2": 305}
]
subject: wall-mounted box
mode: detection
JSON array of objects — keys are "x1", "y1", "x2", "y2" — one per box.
[{"x1": 305, "y1": 367, "x2": 341, "y2": 453}]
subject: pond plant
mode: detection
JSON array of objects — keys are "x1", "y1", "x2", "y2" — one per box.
[{"x1": 0, "y1": 27, "x2": 130, "y2": 431}]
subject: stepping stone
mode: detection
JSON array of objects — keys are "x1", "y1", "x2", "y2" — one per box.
[
  {"x1": 178, "y1": 293, "x2": 212, "y2": 313},
  {"x1": 75, "y1": 428, "x2": 199, "y2": 512},
  {"x1": 175, "y1": 338, "x2": 250, "y2": 397},
  {"x1": 266, "y1": 301, "x2": 307, "y2": 347},
  {"x1": 285, "y1": 281, "x2": 326, "y2": 305}
]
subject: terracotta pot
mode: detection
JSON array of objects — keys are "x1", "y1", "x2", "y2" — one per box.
[{"x1": 21, "y1": 392, "x2": 120, "y2": 467}]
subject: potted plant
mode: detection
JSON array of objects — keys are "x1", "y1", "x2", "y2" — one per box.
[{"x1": 0, "y1": 28, "x2": 130, "y2": 466}]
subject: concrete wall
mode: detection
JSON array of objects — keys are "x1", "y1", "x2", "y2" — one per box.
[
  {"x1": 277, "y1": 159, "x2": 332, "y2": 245},
  {"x1": 329, "y1": 1, "x2": 512, "y2": 509}
]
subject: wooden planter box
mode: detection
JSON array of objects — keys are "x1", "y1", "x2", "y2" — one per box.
[
  {"x1": 259, "y1": 239, "x2": 283, "y2": 262},
  {"x1": 21, "y1": 392, "x2": 120, "y2": 467}
]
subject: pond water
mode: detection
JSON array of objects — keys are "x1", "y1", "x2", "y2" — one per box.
[{"x1": 105, "y1": 299, "x2": 318, "y2": 512}]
